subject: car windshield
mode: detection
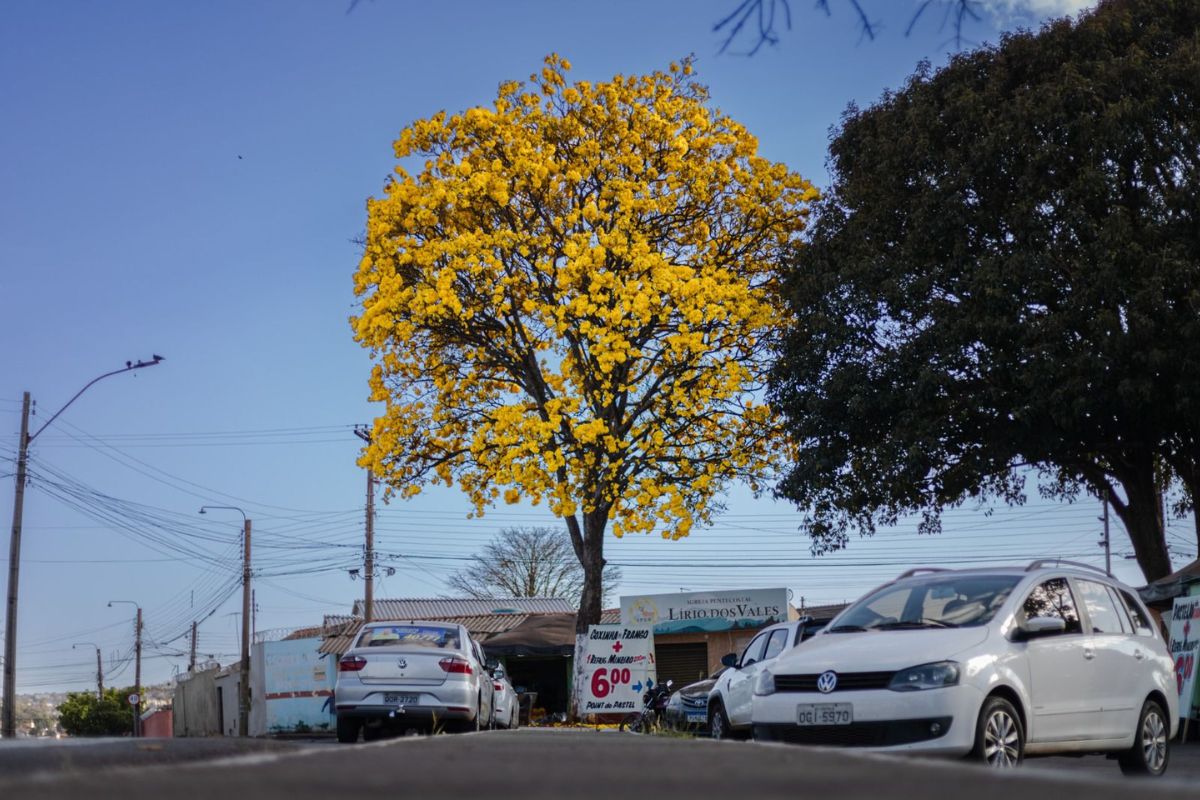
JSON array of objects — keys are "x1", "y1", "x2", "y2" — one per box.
[
  {"x1": 356, "y1": 624, "x2": 461, "y2": 649},
  {"x1": 831, "y1": 575, "x2": 1022, "y2": 631}
]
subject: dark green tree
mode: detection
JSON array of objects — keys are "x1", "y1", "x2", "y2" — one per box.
[
  {"x1": 57, "y1": 687, "x2": 135, "y2": 737},
  {"x1": 769, "y1": 0, "x2": 1200, "y2": 582}
]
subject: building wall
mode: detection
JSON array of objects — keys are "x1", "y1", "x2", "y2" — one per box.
[
  {"x1": 655, "y1": 628, "x2": 760, "y2": 684},
  {"x1": 142, "y1": 708, "x2": 173, "y2": 738},
  {"x1": 257, "y1": 637, "x2": 336, "y2": 735},
  {"x1": 214, "y1": 672, "x2": 241, "y2": 737},
  {"x1": 173, "y1": 667, "x2": 221, "y2": 737}
]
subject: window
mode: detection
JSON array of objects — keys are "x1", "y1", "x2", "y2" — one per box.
[
  {"x1": 1104, "y1": 586, "x2": 1133, "y2": 634},
  {"x1": 762, "y1": 629, "x2": 789, "y2": 661},
  {"x1": 835, "y1": 575, "x2": 1020, "y2": 630},
  {"x1": 1076, "y1": 579, "x2": 1125, "y2": 634},
  {"x1": 356, "y1": 624, "x2": 461, "y2": 649},
  {"x1": 740, "y1": 633, "x2": 768, "y2": 667},
  {"x1": 1118, "y1": 589, "x2": 1156, "y2": 637},
  {"x1": 1019, "y1": 578, "x2": 1082, "y2": 634}
]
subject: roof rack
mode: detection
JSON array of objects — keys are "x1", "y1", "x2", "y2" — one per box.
[
  {"x1": 1025, "y1": 559, "x2": 1110, "y2": 576},
  {"x1": 896, "y1": 567, "x2": 950, "y2": 579}
]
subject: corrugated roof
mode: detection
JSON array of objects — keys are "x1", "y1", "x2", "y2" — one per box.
[
  {"x1": 353, "y1": 597, "x2": 575, "y2": 619},
  {"x1": 600, "y1": 608, "x2": 621, "y2": 624},
  {"x1": 318, "y1": 613, "x2": 539, "y2": 655}
]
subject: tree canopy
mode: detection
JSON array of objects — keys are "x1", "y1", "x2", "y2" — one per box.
[
  {"x1": 768, "y1": 0, "x2": 1200, "y2": 581},
  {"x1": 57, "y1": 688, "x2": 134, "y2": 737},
  {"x1": 446, "y1": 526, "x2": 621, "y2": 607},
  {"x1": 353, "y1": 55, "x2": 816, "y2": 630}
]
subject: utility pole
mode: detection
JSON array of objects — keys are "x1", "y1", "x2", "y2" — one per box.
[
  {"x1": 2, "y1": 394, "x2": 30, "y2": 739},
  {"x1": 1099, "y1": 487, "x2": 1112, "y2": 576},
  {"x1": 240, "y1": 517, "x2": 251, "y2": 737},
  {"x1": 198, "y1": 506, "x2": 251, "y2": 737},
  {"x1": 3, "y1": 356, "x2": 163, "y2": 739},
  {"x1": 134, "y1": 607, "x2": 143, "y2": 738},
  {"x1": 354, "y1": 426, "x2": 375, "y2": 623},
  {"x1": 72, "y1": 642, "x2": 103, "y2": 699},
  {"x1": 188, "y1": 621, "x2": 198, "y2": 672}
]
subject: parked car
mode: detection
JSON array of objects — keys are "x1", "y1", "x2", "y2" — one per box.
[
  {"x1": 707, "y1": 617, "x2": 819, "y2": 740},
  {"x1": 334, "y1": 621, "x2": 496, "y2": 742},
  {"x1": 751, "y1": 562, "x2": 1178, "y2": 776},
  {"x1": 664, "y1": 669, "x2": 726, "y2": 733},
  {"x1": 491, "y1": 665, "x2": 520, "y2": 729}
]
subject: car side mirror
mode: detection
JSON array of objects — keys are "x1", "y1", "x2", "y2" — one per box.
[
  {"x1": 720, "y1": 653, "x2": 738, "y2": 669},
  {"x1": 484, "y1": 665, "x2": 496, "y2": 677},
  {"x1": 1018, "y1": 616, "x2": 1067, "y2": 640}
]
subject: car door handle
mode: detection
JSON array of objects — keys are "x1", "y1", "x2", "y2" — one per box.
[
  {"x1": 1134, "y1": 650, "x2": 1145, "y2": 660},
  {"x1": 1083, "y1": 648, "x2": 1095, "y2": 660}
]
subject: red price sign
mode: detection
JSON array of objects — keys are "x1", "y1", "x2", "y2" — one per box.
[
  {"x1": 590, "y1": 667, "x2": 634, "y2": 699},
  {"x1": 1176, "y1": 654, "x2": 1195, "y2": 695}
]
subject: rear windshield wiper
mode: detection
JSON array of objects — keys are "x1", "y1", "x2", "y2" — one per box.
[
  {"x1": 826, "y1": 624, "x2": 868, "y2": 633},
  {"x1": 876, "y1": 619, "x2": 958, "y2": 629}
]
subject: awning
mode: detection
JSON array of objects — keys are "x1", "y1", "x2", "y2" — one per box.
[{"x1": 481, "y1": 614, "x2": 578, "y2": 657}]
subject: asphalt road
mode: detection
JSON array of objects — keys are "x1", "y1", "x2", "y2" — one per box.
[{"x1": 1, "y1": 730, "x2": 1197, "y2": 800}]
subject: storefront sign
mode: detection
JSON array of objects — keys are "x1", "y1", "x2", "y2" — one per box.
[
  {"x1": 1168, "y1": 596, "x2": 1200, "y2": 719},
  {"x1": 580, "y1": 624, "x2": 655, "y2": 715},
  {"x1": 620, "y1": 588, "x2": 788, "y2": 634}
]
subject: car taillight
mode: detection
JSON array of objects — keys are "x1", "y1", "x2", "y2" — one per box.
[
  {"x1": 493, "y1": 681, "x2": 503, "y2": 691},
  {"x1": 438, "y1": 657, "x2": 473, "y2": 674},
  {"x1": 339, "y1": 655, "x2": 367, "y2": 672}
]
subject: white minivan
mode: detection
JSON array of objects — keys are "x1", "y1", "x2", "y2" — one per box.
[{"x1": 751, "y1": 562, "x2": 1177, "y2": 775}]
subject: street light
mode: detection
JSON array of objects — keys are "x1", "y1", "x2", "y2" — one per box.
[
  {"x1": 198, "y1": 505, "x2": 251, "y2": 738},
  {"x1": 71, "y1": 642, "x2": 104, "y2": 699},
  {"x1": 107, "y1": 600, "x2": 142, "y2": 737},
  {"x1": 2, "y1": 355, "x2": 163, "y2": 739}
]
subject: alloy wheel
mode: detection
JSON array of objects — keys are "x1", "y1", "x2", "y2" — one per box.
[
  {"x1": 711, "y1": 709, "x2": 725, "y2": 740},
  {"x1": 1141, "y1": 709, "x2": 1167, "y2": 773},
  {"x1": 983, "y1": 709, "x2": 1020, "y2": 767}
]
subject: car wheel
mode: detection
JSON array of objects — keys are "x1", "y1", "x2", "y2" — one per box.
[
  {"x1": 1118, "y1": 699, "x2": 1170, "y2": 777},
  {"x1": 709, "y1": 701, "x2": 733, "y2": 741},
  {"x1": 336, "y1": 716, "x2": 361, "y2": 744},
  {"x1": 971, "y1": 696, "x2": 1024, "y2": 768}
]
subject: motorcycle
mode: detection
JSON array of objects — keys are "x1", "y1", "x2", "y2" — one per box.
[{"x1": 623, "y1": 679, "x2": 674, "y2": 733}]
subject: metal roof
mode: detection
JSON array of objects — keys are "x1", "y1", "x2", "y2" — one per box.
[
  {"x1": 352, "y1": 597, "x2": 575, "y2": 619},
  {"x1": 319, "y1": 613, "x2": 544, "y2": 655}
]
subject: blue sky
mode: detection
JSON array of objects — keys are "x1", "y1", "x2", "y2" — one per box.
[{"x1": 7, "y1": 0, "x2": 1188, "y2": 695}]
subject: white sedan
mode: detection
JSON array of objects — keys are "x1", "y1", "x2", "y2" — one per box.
[{"x1": 752, "y1": 562, "x2": 1177, "y2": 775}]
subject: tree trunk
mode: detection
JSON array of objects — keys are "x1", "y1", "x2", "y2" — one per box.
[
  {"x1": 568, "y1": 509, "x2": 608, "y2": 720},
  {"x1": 1108, "y1": 464, "x2": 1173, "y2": 582}
]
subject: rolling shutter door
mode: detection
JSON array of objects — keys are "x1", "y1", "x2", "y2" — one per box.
[{"x1": 655, "y1": 642, "x2": 710, "y2": 688}]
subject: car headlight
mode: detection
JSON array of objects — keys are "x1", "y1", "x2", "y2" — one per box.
[
  {"x1": 753, "y1": 669, "x2": 775, "y2": 696},
  {"x1": 888, "y1": 661, "x2": 960, "y2": 692}
]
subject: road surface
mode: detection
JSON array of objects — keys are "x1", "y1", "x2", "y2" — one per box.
[{"x1": 0, "y1": 730, "x2": 1196, "y2": 799}]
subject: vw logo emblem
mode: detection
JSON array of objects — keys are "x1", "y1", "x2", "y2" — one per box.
[
  {"x1": 816, "y1": 670, "x2": 838, "y2": 694},
  {"x1": 397, "y1": 658, "x2": 407, "y2": 669}
]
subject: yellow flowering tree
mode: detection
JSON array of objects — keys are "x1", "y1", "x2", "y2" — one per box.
[{"x1": 353, "y1": 55, "x2": 815, "y2": 637}]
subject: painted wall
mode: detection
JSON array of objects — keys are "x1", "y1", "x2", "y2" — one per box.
[
  {"x1": 259, "y1": 637, "x2": 335, "y2": 734},
  {"x1": 214, "y1": 671, "x2": 240, "y2": 737},
  {"x1": 173, "y1": 667, "x2": 221, "y2": 737},
  {"x1": 142, "y1": 708, "x2": 173, "y2": 738}
]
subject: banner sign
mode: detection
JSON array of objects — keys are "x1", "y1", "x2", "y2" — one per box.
[
  {"x1": 1168, "y1": 596, "x2": 1200, "y2": 719},
  {"x1": 620, "y1": 588, "x2": 788, "y2": 634},
  {"x1": 580, "y1": 624, "x2": 655, "y2": 715}
]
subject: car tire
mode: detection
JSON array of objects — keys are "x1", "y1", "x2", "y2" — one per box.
[
  {"x1": 1118, "y1": 699, "x2": 1170, "y2": 777},
  {"x1": 511, "y1": 707, "x2": 519, "y2": 730},
  {"x1": 336, "y1": 716, "x2": 361, "y2": 744},
  {"x1": 970, "y1": 696, "x2": 1024, "y2": 768},
  {"x1": 709, "y1": 700, "x2": 734, "y2": 741}
]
